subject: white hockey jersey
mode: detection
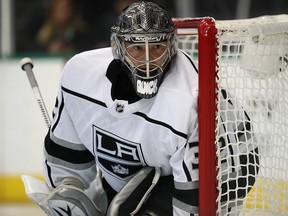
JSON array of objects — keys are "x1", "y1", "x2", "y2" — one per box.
[{"x1": 43, "y1": 47, "x2": 199, "y2": 215}]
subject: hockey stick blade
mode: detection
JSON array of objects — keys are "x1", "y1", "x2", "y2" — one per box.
[{"x1": 20, "y1": 57, "x2": 51, "y2": 128}]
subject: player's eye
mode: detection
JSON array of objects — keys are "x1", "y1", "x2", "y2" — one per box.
[
  {"x1": 126, "y1": 44, "x2": 146, "y2": 59},
  {"x1": 149, "y1": 43, "x2": 167, "y2": 56},
  {"x1": 133, "y1": 45, "x2": 143, "y2": 51},
  {"x1": 153, "y1": 44, "x2": 162, "y2": 49}
]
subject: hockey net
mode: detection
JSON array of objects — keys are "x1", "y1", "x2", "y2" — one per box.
[{"x1": 173, "y1": 15, "x2": 288, "y2": 215}]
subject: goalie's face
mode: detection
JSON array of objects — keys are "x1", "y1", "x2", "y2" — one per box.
[
  {"x1": 125, "y1": 40, "x2": 168, "y2": 78},
  {"x1": 120, "y1": 38, "x2": 170, "y2": 98},
  {"x1": 110, "y1": 1, "x2": 177, "y2": 98}
]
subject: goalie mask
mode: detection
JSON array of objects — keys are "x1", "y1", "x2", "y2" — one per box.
[{"x1": 111, "y1": 1, "x2": 177, "y2": 98}]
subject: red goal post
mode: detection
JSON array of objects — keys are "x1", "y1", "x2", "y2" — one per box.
[
  {"x1": 173, "y1": 17, "x2": 218, "y2": 216},
  {"x1": 173, "y1": 15, "x2": 288, "y2": 215}
]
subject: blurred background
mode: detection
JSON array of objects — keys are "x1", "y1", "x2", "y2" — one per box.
[
  {"x1": 1, "y1": 0, "x2": 288, "y2": 58},
  {"x1": 0, "y1": 0, "x2": 287, "y2": 215}
]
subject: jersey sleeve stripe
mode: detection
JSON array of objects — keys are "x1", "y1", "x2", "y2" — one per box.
[
  {"x1": 172, "y1": 197, "x2": 199, "y2": 214},
  {"x1": 61, "y1": 86, "x2": 107, "y2": 107},
  {"x1": 174, "y1": 180, "x2": 198, "y2": 190},
  {"x1": 50, "y1": 132, "x2": 88, "y2": 151},
  {"x1": 44, "y1": 149, "x2": 95, "y2": 170},
  {"x1": 182, "y1": 161, "x2": 192, "y2": 181},
  {"x1": 51, "y1": 92, "x2": 65, "y2": 133},
  {"x1": 51, "y1": 97, "x2": 58, "y2": 119},
  {"x1": 134, "y1": 111, "x2": 187, "y2": 139},
  {"x1": 44, "y1": 132, "x2": 95, "y2": 164},
  {"x1": 44, "y1": 159, "x2": 56, "y2": 188},
  {"x1": 189, "y1": 141, "x2": 198, "y2": 148},
  {"x1": 173, "y1": 181, "x2": 199, "y2": 212},
  {"x1": 180, "y1": 50, "x2": 198, "y2": 74}
]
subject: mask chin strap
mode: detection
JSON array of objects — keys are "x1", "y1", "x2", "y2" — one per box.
[{"x1": 145, "y1": 36, "x2": 150, "y2": 78}]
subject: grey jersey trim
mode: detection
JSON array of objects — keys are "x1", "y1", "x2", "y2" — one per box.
[
  {"x1": 44, "y1": 149, "x2": 96, "y2": 170},
  {"x1": 174, "y1": 180, "x2": 199, "y2": 190},
  {"x1": 50, "y1": 131, "x2": 88, "y2": 151},
  {"x1": 173, "y1": 197, "x2": 199, "y2": 214}
]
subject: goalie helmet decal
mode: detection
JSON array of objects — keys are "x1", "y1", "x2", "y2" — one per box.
[
  {"x1": 113, "y1": 1, "x2": 175, "y2": 34},
  {"x1": 111, "y1": 1, "x2": 177, "y2": 99}
]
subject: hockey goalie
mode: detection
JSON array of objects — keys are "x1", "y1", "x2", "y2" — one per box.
[{"x1": 22, "y1": 1, "x2": 259, "y2": 216}]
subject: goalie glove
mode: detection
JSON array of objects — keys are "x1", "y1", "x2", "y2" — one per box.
[{"x1": 22, "y1": 175, "x2": 104, "y2": 216}]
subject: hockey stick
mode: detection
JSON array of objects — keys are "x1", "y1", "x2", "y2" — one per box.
[{"x1": 20, "y1": 57, "x2": 51, "y2": 128}]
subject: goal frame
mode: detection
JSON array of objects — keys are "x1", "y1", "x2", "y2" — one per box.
[
  {"x1": 173, "y1": 17, "x2": 218, "y2": 216},
  {"x1": 174, "y1": 15, "x2": 288, "y2": 216}
]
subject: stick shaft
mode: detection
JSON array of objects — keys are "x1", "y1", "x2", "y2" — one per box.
[{"x1": 23, "y1": 64, "x2": 51, "y2": 128}]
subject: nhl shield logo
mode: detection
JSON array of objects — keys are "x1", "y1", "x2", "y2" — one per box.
[{"x1": 115, "y1": 103, "x2": 124, "y2": 113}]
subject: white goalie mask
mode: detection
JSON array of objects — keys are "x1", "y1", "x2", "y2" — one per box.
[{"x1": 111, "y1": 1, "x2": 177, "y2": 98}]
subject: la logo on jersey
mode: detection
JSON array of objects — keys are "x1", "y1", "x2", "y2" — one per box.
[{"x1": 93, "y1": 125, "x2": 146, "y2": 180}]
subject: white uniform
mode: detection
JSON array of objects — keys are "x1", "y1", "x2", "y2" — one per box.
[{"x1": 44, "y1": 47, "x2": 199, "y2": 215}]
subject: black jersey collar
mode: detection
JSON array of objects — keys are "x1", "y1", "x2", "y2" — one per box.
[{"x1": 106, "y1": 60, "x2": 141, "y2": 103}]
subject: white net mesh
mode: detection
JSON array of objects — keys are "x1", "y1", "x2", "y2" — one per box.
[{"x1": 176, "y1": 15, "x2": 288, "y2": 215}]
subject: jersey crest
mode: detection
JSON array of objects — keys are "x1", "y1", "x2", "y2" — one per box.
[{"x1": 93, "y1": 125, "x2": 147, "y2": 180}]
